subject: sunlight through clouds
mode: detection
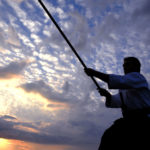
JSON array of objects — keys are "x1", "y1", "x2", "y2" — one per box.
[
  {"x1": 0, "y1": 138, "x2": 71, "y2": 150},
  {"x1": 0, "y1": 77, "x2": 69, "y2": 120}
]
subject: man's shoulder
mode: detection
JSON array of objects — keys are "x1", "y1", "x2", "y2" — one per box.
[
  {"x1": 124, "y1": 72, "x2": 149, "y2": 89},
  {"x1": 125, "y1": 72, "x2": 145, "y2": 79}
]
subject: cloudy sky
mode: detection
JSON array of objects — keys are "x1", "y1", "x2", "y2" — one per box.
[{"x1": 0, "y1": 0, "x2": 150, "y2": 149}]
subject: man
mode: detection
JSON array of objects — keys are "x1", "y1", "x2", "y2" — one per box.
[{"x1": 85, "y1": 57, "x2": 150, "y2": 150}]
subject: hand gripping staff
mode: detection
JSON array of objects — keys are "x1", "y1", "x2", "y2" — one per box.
[{"x1": 38, "y1": 0, "x2": 103, "y2": 92}]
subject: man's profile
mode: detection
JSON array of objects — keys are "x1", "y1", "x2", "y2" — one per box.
[{"x1": 85, "y1": 57, "x2": 150, "y2": 150}]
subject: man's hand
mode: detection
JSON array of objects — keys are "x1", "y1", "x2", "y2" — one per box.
[
  {"x1": 84, "y1": 68, "x2": 109, "y2": 83},
  {"x1": 97, "y1": 88, "x2": 110, "y2": 97},
  {"x1": 97, "y1": 88, "x2": 111, "y2": 107},
  {"x1": 84, "y1": 68, "x2": 95, "y2": 76}
]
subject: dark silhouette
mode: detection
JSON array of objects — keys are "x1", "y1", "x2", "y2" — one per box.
[{"x1": 85, "y1": 57, "x2": 150, "y2": 150}]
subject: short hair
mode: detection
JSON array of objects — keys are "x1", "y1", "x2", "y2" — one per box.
[{"x1": 124, "y1": 57, "x2": 141, "y2": 72}]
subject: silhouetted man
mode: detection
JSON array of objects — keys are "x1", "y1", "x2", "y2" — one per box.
[{"x1": 85, "y1": 57, "x2": 150, "y2": 150}]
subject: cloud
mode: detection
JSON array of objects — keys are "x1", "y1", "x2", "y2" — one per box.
[
  {"x1": 20, "y1": 79, "x2": 76, "y2": 103},
  {"x1": 0, "y1": 25, "x2": 21, "y2": 52},
  {"x1": 69, "y1": 12, "x2": 89, "y2": 51},
  {"x1": 0, "y1": 60, "x2": 29, "y2": 79},
  {"x1": 11, "y1": 0, "x2": 24, "y2": 3},
  {"x1": 75, "y1": 0, "x2": 123, "y2": 17},
  {"x1": 132, "y1": 0, "x2": 150, "y2": 18},
  {"x1": 0, "y1": 115, "x2": 62, "y2": 144},
  {"x1": 130, "y1": 0, "x2": 150, "y2": 46},
  {"x1": 0, "y1": 31, "x2": 7, "y2": 51},
  {"x1": 1, "y1": 115, "x2": 17, "y2": 120},
  {"x1": 19, "y1": 78, "x2": 121, "y2": 148},
  {"x1": 0, "y1": 114, "x2": 98, "y2": 148},
  {"x1": 6, "y1": 26, "x2": 21, "y2": 47}
]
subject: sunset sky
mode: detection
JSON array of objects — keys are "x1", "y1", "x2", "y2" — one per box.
[{"x1": 0, "y1": 0, "x2": 150, "y2": 150}]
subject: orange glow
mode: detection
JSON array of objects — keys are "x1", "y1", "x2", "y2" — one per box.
[
  {"x1": 0, "y1": 78, "x2": 69, "y2": 116},
  {"x1": 28, "y1": 142, "x2": 71, "y2": 150},
  {"x1": 0, "y1": 138, "x2": 30, "y2": 150},
  {"x1": 0, "y1": 74, "x2": 21, "y2": 80},
  {"x1": 0, "y1": 138, "x2": 72, "y2": 150},
  {"x1": 0, "y1": 138, "x2": 9, "y2": 149},
  {"x1": 14, "y1": 125, "x2": 39, "y2": 134}
]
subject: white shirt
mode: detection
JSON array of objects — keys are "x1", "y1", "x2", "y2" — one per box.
[{"x1": 108, "y1": 72, "x2": 150, "y2": 111}]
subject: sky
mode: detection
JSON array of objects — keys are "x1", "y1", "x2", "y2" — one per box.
[{"x1": 0, "y1": 0, "x2": 150, "y2": 149}]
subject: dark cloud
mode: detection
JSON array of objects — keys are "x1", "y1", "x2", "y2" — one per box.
[
  {"x1": 20, "y1": 80, "x2": 72, "y2": 102},
  {"x1": 0, "y1": 115, "x2": 70, "y2": 145},
  {"x1": 1, "y1": 115, "x2": 17, "y2": 120},
  {"x1": 62, "y1": 81, "x2": 70, "y2": 93},
  {"x1": 132, "y1": 0, "x2": 150, "y2": 18},
  {"x1": 69, "y1": 12, "x2": 89, "y2": 51},
  {"x1": 0, "y1": 114, "x2": 102, "y2": 148},
  {"x1": 47, "y1": 103, "x2": 64, "y2": 108},
  {"x1": 20, "y1": 79, "x2": 85, "y2": 105},
  {"x1": 0, "y1": 60, "x2": 28, "y2": 79},
  {"x1": 75, "y1": 0, "x2": 123, "y2": 16},
  {"x1": 0, "y1": 32, "x2": 7, "y2": 50}
]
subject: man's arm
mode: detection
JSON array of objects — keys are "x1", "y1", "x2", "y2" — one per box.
[
  {"x1": 99, "y1": 89, "x2": 123, "y2": 108},
  {"x1": 108, "y1": 72, "x2": 148, "y2": 89},
  {"x1": 84, "y1": 68, "x2": 111, "y2": 106},
  {"x1": 84, "y1": 68, "x2": 109, "y2": 83}
]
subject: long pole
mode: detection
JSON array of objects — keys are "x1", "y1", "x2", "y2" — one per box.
[{"x1": 38, "y1": 0, "x2": 102, "y2": 91}]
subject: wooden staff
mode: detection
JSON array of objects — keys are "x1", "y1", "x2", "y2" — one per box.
[{"x1": 38, "y1": 0, "x2": 103, "y2": 91}]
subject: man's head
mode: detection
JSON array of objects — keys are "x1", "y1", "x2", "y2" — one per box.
[{"x1": 123, "y1": 57, "x2": 141, "y2": 74}]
